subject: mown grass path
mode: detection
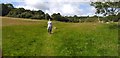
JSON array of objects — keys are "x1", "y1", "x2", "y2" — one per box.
[{"x1": 41, "y1": 33, "x2": 56, "y2": 56}]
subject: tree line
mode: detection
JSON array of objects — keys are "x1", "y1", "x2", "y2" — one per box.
[
  {"x1": 0, "y1": 3, "x2": 120, "y2": 23},
  {"x1": 0, "y1": 3, "x2": 45, "y2": 19}
]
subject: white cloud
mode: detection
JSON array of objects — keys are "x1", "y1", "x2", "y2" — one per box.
[
  {"x1": 2, "y1": 0, "x2": 119, "y2": 16},
  {"x1": 0, "y1": 0, "x2": 24, "y2": 3},
  {"x1": 62, "y1": 4, "x2": 83, "y2": 16},
  {"x1": 15, "y1": 0, "x2": 85, "y2": 16},
  {"x1": 10, "y1": 0, "x2": 98, "y2": 16},
  {"x1": 87, "y1": 6, "x2": 96, "y2": 16},
  {"x1": 16, "y1": 5, "x2": 39, "y2": 10}
]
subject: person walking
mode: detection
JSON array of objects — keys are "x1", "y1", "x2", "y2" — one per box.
[{"x1": 47, "y1": 19, "x2": 52, "y2": 34}]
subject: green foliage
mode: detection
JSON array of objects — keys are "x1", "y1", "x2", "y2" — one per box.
[
  {"x1": 91, "y1": 2, "x2": 120, "y2": 16},
  {"x1": 45, "y1": 13, "x2": 51, "y2": 20},
  {"x1": 0, "y1": 3, "x2": 45, "y2": 19},
  {"x1": 0, "y1": 3, "x2": 14, "y2": 16},
  {"x1": 85, "y1": 18, "x2": 98, "y2": 22},
  {"x1": 51, "y1": 13, "x2": 69, "y2": 22},
  {"x1": 18, "y1": 12, "x2": 32, "y2": 18},
  {"x1": 7, "y1": 8, "x2": 25, "y2": 17},
  {"x1": 103, "y1": 14, "x2": 120, "y2": 22},
  {"x1": 91, "y1": 2, "x2": 120, "y2": 22},
  {"x1": 6, "y1": 7, "x2": 45, "y2": 19}
]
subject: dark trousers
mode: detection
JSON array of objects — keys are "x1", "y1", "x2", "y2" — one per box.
[{"x1": 48, "y1": 27, "x2": 52, "y2": 34}]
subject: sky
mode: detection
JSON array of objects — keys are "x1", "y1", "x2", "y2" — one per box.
[{"x1": 1, "y1": 0, "x2": 119, "y2": 16}]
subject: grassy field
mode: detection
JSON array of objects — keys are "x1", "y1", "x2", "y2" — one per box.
[{"x1": 2, "y1": 17, "x2": 119, "y2": 56}]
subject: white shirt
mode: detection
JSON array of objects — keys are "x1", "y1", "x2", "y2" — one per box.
[{"x1": 47, "y1": 21, "x2": 52, "y2": 28}]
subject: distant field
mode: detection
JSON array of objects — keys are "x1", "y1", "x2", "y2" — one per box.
[{"x1": 2, "y1": 17, "x2": 119, "y2": 56}]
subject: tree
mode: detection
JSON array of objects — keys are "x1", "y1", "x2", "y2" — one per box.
[
  {"x1": 91, "y1": 1, "x2": 120, "y2": 22},
  {"x1": 33, "y1": 10, "x2": 45, "y2": 19},
  {"x1": 5, "y1": 3, "x2": 14, "y2": 9},
  {"x1": 45, "y1": 13, "x2": 51, "y2": 20},
  {"x1": 91, "y1": 2, "x2": 120, "y2": 16},
  {"x1": 73, "y1": 15, "x2": 79, "y2": 22},
  {"x1": 51, "y1": 13, "x2": 69, "y2": 22},
  {"x1": 6, "y1": 6, "x2": 45, "y2": 19},
  {"x1": 7, "y1": 8, "x2": 25, "y2": 17},
  {"x1": 51, "y1": 13, "x2": 62, "y2": 21},
  {"x1": 0, "y1": 3, "x2": 14, "y2": 16},
  {"x1": 18, "y1": 12, "x2": 32, "y2": 18},
  {"x1": 38, "y1": 10, "x2": 44, "y2": 14},
  {"x1": 74, "y1": 15, "x2": 78, "y2": 19}
]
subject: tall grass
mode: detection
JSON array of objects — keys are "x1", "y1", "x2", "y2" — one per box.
[{"x1": 2, "y1": 17, "x2": 118, "y2": 56}]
